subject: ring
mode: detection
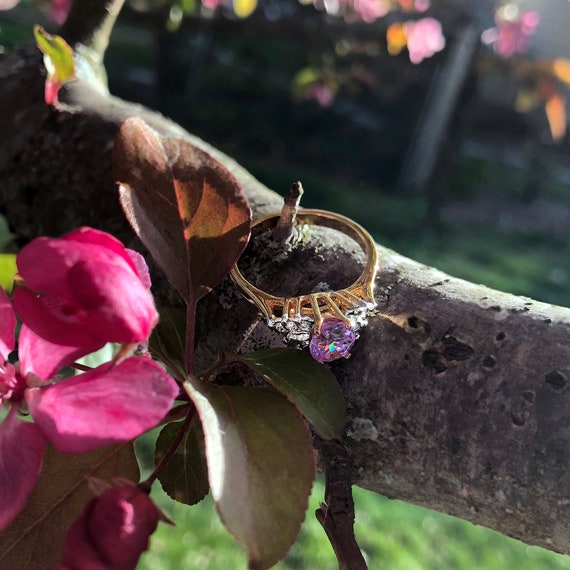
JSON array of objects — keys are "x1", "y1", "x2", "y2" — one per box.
[{"x1": 230, "y1": 209, "x2": 378, "y2": 363}]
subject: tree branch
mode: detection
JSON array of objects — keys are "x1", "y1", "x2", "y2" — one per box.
[
  {"x1": 314, "y1": 437, "x2": 368, "y2": 570},
  {"x1": 1, "y1": 46, "x2": 569, "y2": 556}
]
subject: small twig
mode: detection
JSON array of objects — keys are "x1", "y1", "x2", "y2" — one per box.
[
  {"x1": 71, "y1": 362, "x2": 93, "y2": 373},
  {"x1": 314, "y1": 436, "x2": 368, "y2": 570},
  {"x1": 272, "y1": 181, "x2": 304, "y2": 242}
]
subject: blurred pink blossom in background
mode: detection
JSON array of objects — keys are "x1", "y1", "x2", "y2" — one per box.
[
  {"x1": 403, "y1": 17, "x2": 446, "y2": 64},
  {"x1": 305, "y1": 82, "x2": 336, "y2": 107},
  {"x1": 352, "y1": 0, "x2": 390, "y2": 22},
  {"x1": 481, "y1": 4, "x2": 540, "y2": 58}
]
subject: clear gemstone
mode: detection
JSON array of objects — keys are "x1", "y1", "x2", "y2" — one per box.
[
  {"x1": 273, "y1": 318, "x2": 313, "y2": 345},
  {"x1": 309, "y1": 318, "x2": 356, "y2": 363}
]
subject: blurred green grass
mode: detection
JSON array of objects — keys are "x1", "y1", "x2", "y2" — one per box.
[{"x1": 139, "y1": 477, "x2": 570, "y2": 570}]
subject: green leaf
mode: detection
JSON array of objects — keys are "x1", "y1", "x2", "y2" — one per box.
[
  {"x1": 184, "y1": 378, "x2": 316, "y2": 570},
  {"x1": 0, "y1": 254, "x2": 16, "y2": 293},
  {"x1": 113, "y1": 117, "x2": 251, "y2": 305},
  {"x1": 33, "y1": 25, "x2": 75, "y2": 84},
  {"x1": 233, "y1": 348, "x2": 346, "y2": 440},
  {"x1": 155, "y1": 418, "x2": 209, "y2": 505},
  {"x1": 0, "y1": 442, "x2": 139, "y2": 570}
]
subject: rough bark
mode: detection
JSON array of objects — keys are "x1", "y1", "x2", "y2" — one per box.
[{"x1": 1, "y1": 41, "x2": 569, "y2": 557}]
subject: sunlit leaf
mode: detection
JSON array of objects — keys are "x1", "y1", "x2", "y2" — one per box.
[
  {"x1": 33, "y1": 25, "x2": 76, "y2": 105},
  {"x1": 184, "y1": 378, "x2": 315, "y2": 570},
  {"x1": 113, "y1": 117, "x2": 251, "y2": 306},
  {"x1": 0, "y1": 442, "x2": 139, "y2": 569},
  {"x1": 545, "y1": 92, "x2": 566, "y2": 141},
  {"x1": 232, "y1": 348, "x2": 346, "y2": 440},
  {"x1": 0, "y1": 254, "x2": 16, "y2": 292},
  {"x1": 233, "y1": 0, "x2": 257, "y2": 18},
  {"x1": 155, "y1": 418, "x2": 209, "y2": 505}
]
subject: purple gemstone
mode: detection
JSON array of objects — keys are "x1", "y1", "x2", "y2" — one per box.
[{"x1": 309, "y1": 318, "x2": 356, "y2": 363}]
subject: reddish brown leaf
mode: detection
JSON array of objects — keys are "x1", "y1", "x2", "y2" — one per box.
[
  {"x1": 113, "y1": 117, "x2": 251, "y2": 304},
  {"x1": 0, "y1": 442, "x2": 139, "y2": 570}
]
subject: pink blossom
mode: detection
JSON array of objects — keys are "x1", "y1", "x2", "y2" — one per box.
[
  {"x1": 413, "y1": 0, "x2": 430, "y2": 12},
  {"x1": 202, "y1": 0, "x2": 226, "y2": 9},
  {"x1": 59, "y1": 483, "x2": 166, "y2": 570},
  {"x1": 481, "y1": 7, "x2": 539, "y2": 59},
  {"x1": 13, "y1": 227, "x2": 158, "y2": 352},
  {"x1": 403, "y1": 17, "x2": 445, "y2": 64},
  {"x1": 351, "y1": 0, "x2": 390, "y2": 23},
  {"x1": 0, "y1": 237, "x2": 177, "y2": 532}
]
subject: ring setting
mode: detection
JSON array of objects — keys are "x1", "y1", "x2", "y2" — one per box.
[{"x1": 230, "y1": 209, "x2": 378, "y2": 363}]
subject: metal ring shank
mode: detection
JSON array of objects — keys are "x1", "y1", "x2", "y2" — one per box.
[{"x1": 230, "y1": 209, "x2": 378, "y2": 331}]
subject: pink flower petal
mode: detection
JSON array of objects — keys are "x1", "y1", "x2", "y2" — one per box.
[
  {"x1": 59, "y1": 485, "x2": 160, "y2": 570},
  {"x1": 13, "y1": 287, "x2": 102, "y2": 349},
  {"x1": 27, "y1": 357, "x2": 178, "y2": 453},
  {"x1": 0, "y1": 408, "x2": 46, "y2": 531},
  {"x1": 18, "y1": 325, "x2": 95, "y2": 381},
  {"x1": 0, "y1": 287, "x2": 15, "y2": 361},
  {"x1": 68, "y1": 259, "x2": 157, "y2": 344},
  {"x1": 62, "y1": 228, "x2": 140, "y2": 278},
  {"x1": 126, "y1": 250, "x2": 152, "y2": 290}
]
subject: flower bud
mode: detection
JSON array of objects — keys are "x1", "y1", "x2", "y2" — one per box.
[{"x1": 59, "y1": 485, "x2": 164, "y2": 570}]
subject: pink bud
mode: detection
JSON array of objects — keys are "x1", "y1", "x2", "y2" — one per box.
[
  {"x1": 14, "y1": 227, "x2": 158, "y2": 350},
  {"x1": 59, "y1": 485, "x2": 162, "y2": 570}
]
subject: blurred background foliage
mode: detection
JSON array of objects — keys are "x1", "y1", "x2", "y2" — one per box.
[{"x1": 1, "y1": 0, "x2": 570, "y2": 568}]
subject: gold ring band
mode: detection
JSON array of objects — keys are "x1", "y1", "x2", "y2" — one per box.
[{"x1": 230, "y1": 209, "x2": 378, "y2": 362}]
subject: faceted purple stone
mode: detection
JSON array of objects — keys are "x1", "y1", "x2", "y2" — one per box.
[{"x1": 309, "y1": 318, "x2": 356, "y2": 363}]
